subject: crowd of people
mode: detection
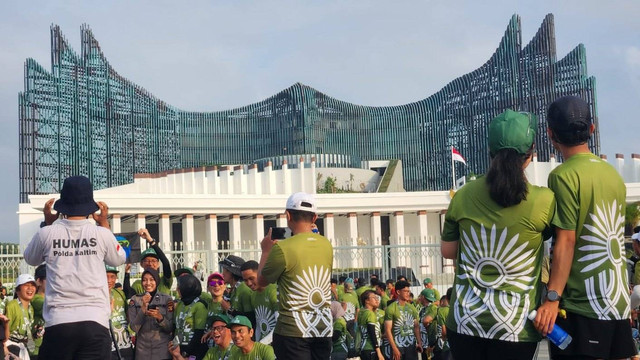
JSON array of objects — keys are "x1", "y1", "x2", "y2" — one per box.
[{"x1": 4, "y1": 95, "x2": 637, "y2": 360}]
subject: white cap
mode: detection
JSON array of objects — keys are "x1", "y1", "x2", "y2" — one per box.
[
  {"x1": 633, "y1": 233, "x2": 640, "y2": 241},
  {"x1": 286, "y1": 192, "x2": 317, "y2": 213},
  {"x1": 15, "y1": 274, "x2": 36, "y2": 287}
]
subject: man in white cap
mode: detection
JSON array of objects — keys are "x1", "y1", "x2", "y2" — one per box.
[
  {"x1": 258, "y1": 192, "x2": 333, "y2": 360},
  {"x1": 24, "y1": 175, "x2": 126, "y2": 360}
]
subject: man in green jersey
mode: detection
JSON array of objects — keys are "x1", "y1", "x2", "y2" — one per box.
[
  {"x1": 241, "y1": 260, "x2": 279, "y2": 342},
  {"x1": 32, "y1": 265, "x2": 46, "y2": 358},
  {"x1": 258, "y1": 192, "x2": 333, "y2": 360},
  {"x1": 106, "y1": 266, "x2": 134, "y2": 360},
  {"x1": 417, "y1": 288, "x2": 436, "y2": 358},
  {"x1": 534, "y1": 96, "x2": 636, "y2": 359},
  {"x1": 384, "y1": 280, "x2": 421, "y2": 360},
  {"x1": 170, "y1": 314, "x2": 233, "y2": 360},
  {"x1": 125, "y1": 228, "x2": 173, "y2": 296},
  {"x1": 220, "y1": 255, "x2": 253, "y2": 318},
  {"x1": 373, "y1": 281, "x2": 390, "y2": 311},
  {"x1": 339, "y1": 278, "x2": 359, "y2": 338},
  {"x1": 228, "y1": 315, "x2": 275, "y2": 360},
  {"x1": 422, "y1": 278, "x2": 440, "y2": 304}
]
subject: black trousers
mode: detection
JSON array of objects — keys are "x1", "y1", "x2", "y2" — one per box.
[
  {"x1": 272, "y1": 333, "x2": 332, "y2": 360},
  {"x1": 39, "y1": 321, "x2": 111, "y2": 360}
]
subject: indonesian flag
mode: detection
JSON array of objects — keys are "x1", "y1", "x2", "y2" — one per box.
[{"x1": 452, "y1": 147, "x2": 466, "y2": 164}]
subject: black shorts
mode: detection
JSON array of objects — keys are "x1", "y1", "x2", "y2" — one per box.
[
  {"x1": 272, "y1": 333, "x2": 332, "y2": 360},
  {"x1": 549, "y1": 311, "x2": 637, "y2": 359},
  {"x1": 448, "y1": 330, "x2": 538, "y2": 360}
]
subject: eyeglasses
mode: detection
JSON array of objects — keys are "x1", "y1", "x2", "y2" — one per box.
[
  {"x1": 209, "y1": 279, "x2": 225, "y2": 287},
  {"x1": 142, "y1": 258, "x2": 159, "y2": 264},
  {"x1": 212, "y1": 325, "x2": 226, "y2": 333}
]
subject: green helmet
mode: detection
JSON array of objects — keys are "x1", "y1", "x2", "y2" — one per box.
[{"x1": 105, "y1": 265, "x2": 119, "y2": 274}]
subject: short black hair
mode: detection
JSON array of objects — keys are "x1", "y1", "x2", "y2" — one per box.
[
  {"x1": 240, "y1": 260, "x2": 259, "y2": 272},
  {"x1": 395, "y1": 280, "x2": 410, "y2": 291},
  {"x1": 396, "y1": 275, "x2": 407, "y2": 281},
  {"x1": 634, "y1": 225, "x2": 640, "y2": 234},
  {"x1": 445, "y1": 287, "x2": 453, "y2": 300},
  {"x1": 286, "y1": 209, "x2": 316, "y2": 223},
  {"x1": 385, "y1": 279, "x2": 394, "y2": 286},
  {"x1": 331, "y1": 278, "x2": 338, "y2": 284},
  {"x1": 339, "y1": 276, "x2": 347, "y2": 283},
  {"x1": 360, "y1": 290, "x2": 377, "y2": 306}
]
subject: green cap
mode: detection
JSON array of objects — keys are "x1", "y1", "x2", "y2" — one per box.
[
  {"x1": 174, "y1": 267, "x2": 194, "y2": 277},
  {"x1": 227, "y1": 315, "x2": 252, "y2": 329},
  {"x1": 105, "y1": 265, "x2": 119, "y2": 274},
  {"x1": 140, "y1": 248, "x2": 158, "y2": 261},
  {"x1": 210, "y1": 314, "x2": 231, "y2": 325},
  {"x1": 423, "y1": 277, "x2": 432, "y2": 285},
  {"x1": 420, "y1": 288, "x2": 436, "y2": 302},
  {"x1": 488, "y1": 109, "x2": 537, "y2": 156}
]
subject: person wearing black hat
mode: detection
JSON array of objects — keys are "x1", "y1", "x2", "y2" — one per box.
[
  {"x1": 534, "y1": 96, "x2": 636, "y2": 359},
  {"x1": 219, "y1": 255, "x2": 253, "y2": 318},
  {"x1": 24, "y1": 175, "x2": 126, "y2": 360}
]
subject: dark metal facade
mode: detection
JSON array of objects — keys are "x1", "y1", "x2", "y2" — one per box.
[{"x1": 19, "y1": 14, "x2": 598, "y2": 202}]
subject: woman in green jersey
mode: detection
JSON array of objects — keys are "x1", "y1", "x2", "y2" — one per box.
[
  {"x1": 174, "y1": 274, "x2": 208, "y2": 360},
  {"x1": 441, "y1": 110, "x2": 555, "y2": 360},
  {"x1": 359, "y1": 290, "x2": 384, "y2": 360},
  {"x1": 5, "y1": 274, "x2": 38, "y2": 359}
]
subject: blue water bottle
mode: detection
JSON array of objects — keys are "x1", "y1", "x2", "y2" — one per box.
[{"x1": 528, "y1": 310, "x2": 572, "y2": 349}]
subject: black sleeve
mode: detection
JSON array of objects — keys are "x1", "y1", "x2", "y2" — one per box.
[
  {"x1": 123, "y1": 272, "x2": 136, "y2": 299},
  {"x1": 332, "y1": 329, "x2": 342, "y2": 342},
  {"x1": 185, "y1": 329, "x2": 208, "y2": 359},
  {"x1": 151, "y1": 243, "x2": 173, "y2": 279},
  {"x1": 367, "y1": 323, "x2": 379, "y2": 348}
]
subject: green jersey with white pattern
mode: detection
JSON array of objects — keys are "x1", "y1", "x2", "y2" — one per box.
[
  {"x1": 174, "y1": 299, "x2": 208, "y2": 345},
  {"x1": 549, "y1": 152, "x2": 629, "y2": 320},
  {"x1": 228, "y1": 342, "x2": 275, "y2": 360},
  {"x1": 442, "y1": 176, "x2": 554, "y2": 342},
  {"x1": 384, "y1": 301, "x2": 419, "y2": 348},
  {"x1": 358, "y1": 309, "x2": 381, "y2": 351},
  {"x1": 332, "y1": 317, "x2": 348, "y2": 354},
  {"x1": 339, "y1": 291, "x2": 359, "y2": 322},
  {"x1": 261, "y1": 232, "x2": 333, "y2": 338},
  {"x1": 251, "y1": 284, "x2": 279, "y2": 341},
  {"x1": 110, "y1": 288, "x2": 133, "y2": 353}
]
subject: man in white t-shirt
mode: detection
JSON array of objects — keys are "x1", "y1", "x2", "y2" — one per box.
[{"x1": 24, "y1": 176, "x2": 126, "y2": 360}]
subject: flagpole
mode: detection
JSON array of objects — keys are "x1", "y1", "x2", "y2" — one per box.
[{"x1": 451, "y1": 146, "x2": 456, "y2": 189}]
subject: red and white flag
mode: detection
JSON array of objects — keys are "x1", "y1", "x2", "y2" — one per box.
[{"x1": 452, "y1": 147, "x2": 466, "y2": 165}]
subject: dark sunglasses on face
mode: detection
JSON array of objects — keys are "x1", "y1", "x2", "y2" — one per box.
[{"x1": 209, "y1": 279, "x2": 225, "y2": 287}]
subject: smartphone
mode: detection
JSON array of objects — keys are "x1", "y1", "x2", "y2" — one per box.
[
  {"x1": 148, "y1": 304, "x2": 157, "y2": 310},
  {"x1": 271, "y1": 227, "x2": 287, "y2": 240}
]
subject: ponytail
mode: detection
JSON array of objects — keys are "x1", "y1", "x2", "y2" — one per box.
[{"x1": 486, "y1": 148, "x2": 533, "y2": 207}]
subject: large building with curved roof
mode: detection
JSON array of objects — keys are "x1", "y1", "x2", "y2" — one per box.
[{"x1": 18, "y1": 13, "x2": 598, "y2": 202}]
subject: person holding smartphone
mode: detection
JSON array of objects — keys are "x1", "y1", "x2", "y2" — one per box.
[{"x1": 128, "y1": 269, "x2": 174, "y2": 360}]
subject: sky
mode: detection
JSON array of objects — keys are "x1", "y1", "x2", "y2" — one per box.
[{"x1": 1, "y1": 1, "x2": 639, "y2": 243}]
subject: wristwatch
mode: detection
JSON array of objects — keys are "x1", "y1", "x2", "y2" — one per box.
[{"x1": 546, "y1": 290, "x2": 561, "y2": 302}]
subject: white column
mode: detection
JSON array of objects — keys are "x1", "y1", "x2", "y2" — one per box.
[
  {"x1": 311, "y1": 157, "x2": 317, "y2": 193},
  {"x1": 283, "y1": 160, "x2": 291, "y2": 195},
  {"x1": 182, "y1": 214, "x2": 195, "y2": 269},
  {"x1": 206, "y1": 166, "x2": 220, "y2": 195},
  {"x1": 632, "y1": 154, "x2": 640, "y2": 183},
  {"x1": 159, "y1": 214, "x2": 172, "y2": 250},
  {"x1": 205, "y1": 214, "x2": 219, "y2": 266},
  {"x1": 391, "y1": 211, "x2": 406, "y2": 267},
  {"x1": 347, "y1": 212, "x2": 360, "y2": 268},
  {"x1": 369, "y1": 212, "x2": 382, "y2": 269},
  {"x1": 110, "y1": 214, "x2": 121, "y2": 234},
  {"x1": 299, "y1": 157, "x2": 305, "y2": 193},
  {"x1": 234, "y1": 166, "x2": 247, "y2": 194},
  {"x1": 229, "y1": 214, "x2": 242, "y2": 256},
  {"x1": 276, "y1": 213, "x2": 287, "y2": 228},
  {"x1": 135, "y1": 215, "x2": 146, "y2": 245},
  {"x1": 265, "y1": 161, "x2": 276, "y2": 195},
  {"x1": 417, "y1": 211, "x2": 428, "y2": 243},
  {"x1": 615, "y1": 154, "x2": 625, "y2": 177},
  {"x1": 194, "y1": 167, "x2": 206, "y2": 194},
  {"x1": 324, "y1": 213, "x2": 335, "y2": 244}
]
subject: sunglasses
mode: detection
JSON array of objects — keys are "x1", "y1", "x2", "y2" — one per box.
[{"x1": 209, "y1": 279, "x2": 225, "y2": 287}]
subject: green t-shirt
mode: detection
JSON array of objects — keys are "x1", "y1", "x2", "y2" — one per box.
[
  {"x1": 228, "y1": 342, "x2": 275, "y2": 360},
  {"x1": 332, "y1": 317, "x2": 348, "y2": 354},
  {"x1": 379, "y1": 293, "x2": 390, "y2": 311},
  {"x1": 31, "y1": 293, "x2": 45, "y2": 354},
  {"x1": 252, "y1": 284, "x2": 279, "y2": 342},
  {"x1": 435, "y1": 305, "x2": 449, "y2": 352},
  {"x1": 384, "y1": 301, "x2": 419, "y2": 348},
  {"x1": 6, "y1": 299, "x2": 34, "y2": 349},
  {"x1": 205, "y1": 298, "x2": 225, "y2": 330},
  {"x1": 261, "y1": 232, "x2": 333, "y2": 338},
  {"x1": 356, "y1": 285, "x2": 373, "y2": 303},
  {"x1": 230, "y1": 282, "x2": 254, "y2": 314},
  {"x1": 132, "y1": 274, "x2": 173, "y2": 296},
  {"x1": 420, "y1": 303, "x2": 437, "y2": 348},
  {"x1": 549, "y1": 153, "x2": 629, "y2": 320},
  {"x1": 203, "y1": 344, "x2": 232, "y2": 360},
  {"x1": 358, "y1": 308, "x2": 381, "y2": 351},
  {"x1": 339, "y1": 291, "x2": 360, "y2": 322},
  {"x1": 0, "y1": 297, "x2": 8, "y2": 314},
  {"x1": 174, "y1": 299, "x2": 208, "y2": 346},
  {"x1": 441, "y1": 177, "x2": 554, "y2": 342},
  {"x1": 110, "y1": 288, "x2": 133, "y2": 352}
]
